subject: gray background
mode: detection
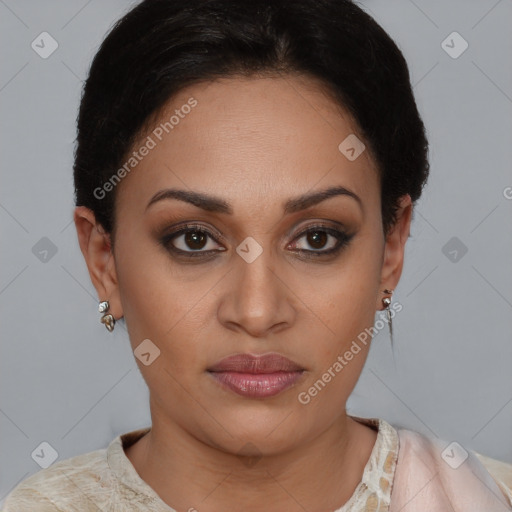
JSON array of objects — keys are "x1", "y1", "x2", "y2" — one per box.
[{"x1": 1, "y1": 0, "x2": 511, "y2": 503}]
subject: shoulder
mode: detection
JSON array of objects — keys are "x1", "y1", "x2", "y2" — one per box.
[
  {"x1": 391, "y1": 427, "x2": 512, "y2": 510},
  {"x1": 2, "y1": 445, "x2": 111, "y2": 512}
]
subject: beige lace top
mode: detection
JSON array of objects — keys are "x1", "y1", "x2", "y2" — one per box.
[{"x1": 3, "y1": 416, "x2": 511, "y2": 511}]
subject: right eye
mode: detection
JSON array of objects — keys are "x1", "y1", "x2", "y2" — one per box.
[{"x1": 160, "y1": 223, "x2": 226, "y2": 258}]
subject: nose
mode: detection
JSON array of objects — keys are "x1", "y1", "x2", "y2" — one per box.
[{"x1": 217, "y1": 243, "x2": 296, "y2": 338}]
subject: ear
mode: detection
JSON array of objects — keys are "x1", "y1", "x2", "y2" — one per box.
[
  {"x1": 376, "y1": 194, "x2": 413, "y2": 311},
  {"x1": 74, "y1": 206, "x2": 123, "y2": 320}
]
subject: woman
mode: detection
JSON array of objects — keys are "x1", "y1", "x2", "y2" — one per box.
[{"x1": 4, "y1": 0, "x2": 511, "y2": 510}]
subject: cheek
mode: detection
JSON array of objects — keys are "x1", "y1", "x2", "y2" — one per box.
[
  {"x1": 297, "y1": 279, "x2": 380, "y2": 416},
  {"x1": 309, "y1": 232, "x2": 383, "y2": 371},
  {"x1": 113, "y1": 234, "x2": 204, "y2": 362},
  {"x1": 323, "y1": 249, "x2": 382, "y2": 335},
  {"x1": 116, "y1": 262, "x2": 209, "y2": 403}
]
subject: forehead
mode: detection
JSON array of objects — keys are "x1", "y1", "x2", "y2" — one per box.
[{"x1": 115, "y1": 74, "x2": 379, "y2": 216}]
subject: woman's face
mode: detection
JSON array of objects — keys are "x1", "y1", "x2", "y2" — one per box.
[{"x1": 87, "y1": 74, "x2": 410, "y2": 455}]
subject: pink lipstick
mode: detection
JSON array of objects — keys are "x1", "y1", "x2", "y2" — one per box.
[{"x1": 207, "y1": 353, "x2": 305, "y2": 398}]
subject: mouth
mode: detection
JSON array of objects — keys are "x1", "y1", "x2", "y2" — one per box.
[{"x1": 207, "y1": 352, "x2": 306, "y2": 398}]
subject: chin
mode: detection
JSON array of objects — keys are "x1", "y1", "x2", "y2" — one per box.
[{"x1": 209, "y1": 409, "x2": 306, "y2": 454}]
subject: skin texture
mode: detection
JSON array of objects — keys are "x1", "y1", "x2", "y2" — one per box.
[{"x1": 74, "y1": 74, "x2": 412, "y2": 512}]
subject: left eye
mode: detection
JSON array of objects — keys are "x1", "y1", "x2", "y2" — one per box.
[{"x1": 288, "y1": 227, "x2": 345, "y2": 253}]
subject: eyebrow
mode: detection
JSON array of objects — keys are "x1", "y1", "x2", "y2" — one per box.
[{"x1": 145, "y1": 185, "x2": 362, "y2": 214}]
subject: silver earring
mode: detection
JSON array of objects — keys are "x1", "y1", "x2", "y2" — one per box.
[
  {"x1": 382, "y1": 289, "x2": 393, "y2": 345},
  {"x1": 99, "y1": 300, "x2": 115, "y2": 332}
]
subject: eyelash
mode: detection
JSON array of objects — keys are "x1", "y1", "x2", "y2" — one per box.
[{"x1": 160, "y1": 222, "x2": 353, "y2": 260}]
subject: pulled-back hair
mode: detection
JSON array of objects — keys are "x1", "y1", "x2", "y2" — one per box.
[{"x1": 74, "y1": 0, "x2": 429, "y2": 237}]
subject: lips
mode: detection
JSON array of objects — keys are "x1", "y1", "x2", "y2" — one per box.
[
  {"x1": 207, "y1": 353, "x2": 304, "y2": 373},
  {"x1": 207, "y1": 353, "x2": 305, "y2": 398}
]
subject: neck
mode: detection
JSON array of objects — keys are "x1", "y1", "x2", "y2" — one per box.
[{"x1": 124, "y1": 411, "x2": 378, "y2": 512}]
